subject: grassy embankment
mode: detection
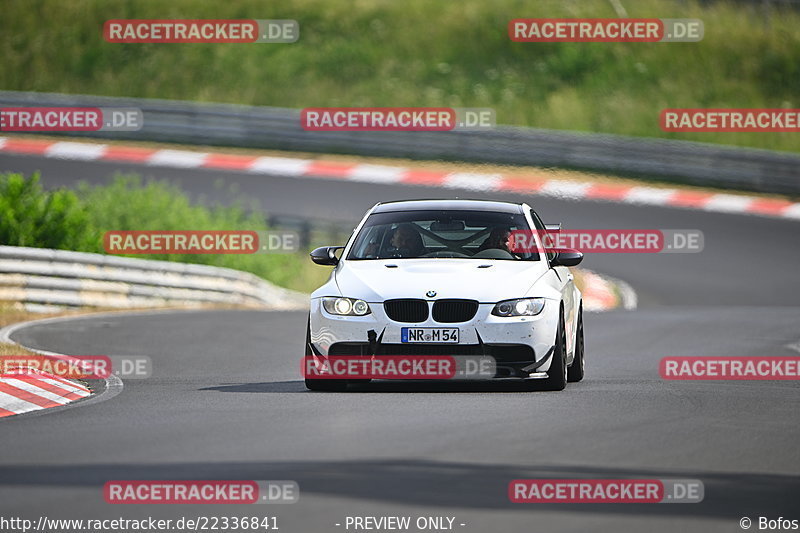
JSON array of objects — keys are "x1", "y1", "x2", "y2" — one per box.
[{"x1": 1, "y1": 0, "x2": 798, "y2": 153}]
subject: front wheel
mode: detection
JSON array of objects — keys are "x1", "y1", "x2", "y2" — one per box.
[
  {"x1": 567, "y1": 308, "x2": 585, "y2": 383},
  {"x1": 304, "y1": 377, "x2": 347, "y2": 391}
]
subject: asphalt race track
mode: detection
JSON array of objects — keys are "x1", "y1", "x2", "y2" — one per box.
[{"x1": 1, "y1": 151, "x2": 799, "y2": 532}]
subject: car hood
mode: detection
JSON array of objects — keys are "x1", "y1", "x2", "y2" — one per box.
[{"x1": 334, "y1": 259, "x2": 549, "y2": 302}]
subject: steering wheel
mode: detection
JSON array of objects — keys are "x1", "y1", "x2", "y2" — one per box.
[{"x1": 471, "y1": 248, "x2": 516, "y2": 259}]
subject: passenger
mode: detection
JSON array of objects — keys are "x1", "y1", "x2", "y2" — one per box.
[
  {"x1": 478, "y1": 227, "x2": 513, "y2": 253},
  {"x1": 389, "y1": 223, "x2": 426, "y2": 257}
]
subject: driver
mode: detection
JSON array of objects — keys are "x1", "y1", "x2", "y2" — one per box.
[
  {"x1": 388, "y1": 223, "x2": 425, "y2": 257},
  {"x1": 478, "y1": 227, "x2": 514, "y2": 253}
]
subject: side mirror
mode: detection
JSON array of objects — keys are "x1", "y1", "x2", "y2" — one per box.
[
  {"x1": 551, "y1": 249, "x2": 583, "y2": 267},
  {"x1": 310, "y1": 246, "x2": 343, "y2": 266}
]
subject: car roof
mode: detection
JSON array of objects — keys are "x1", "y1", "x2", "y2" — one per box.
[{"x1": 371, "y1": 199, "x2": 525, "y2": 214}]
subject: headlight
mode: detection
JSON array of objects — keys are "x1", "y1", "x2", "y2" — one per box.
[
  {"x1": 322, "y1": 297, "x2": 371, "y2": 316},
  {"x1": 492, "y1": 298, "x2": 545, "y2": 317}
]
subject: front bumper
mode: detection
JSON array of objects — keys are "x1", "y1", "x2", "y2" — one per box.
[{"x1": 308, "y1": 298, "x2": 559, "y2": 378}]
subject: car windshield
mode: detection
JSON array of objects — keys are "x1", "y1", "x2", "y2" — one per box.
[{"x1": 347, "y1": 209, "x2": 540, "y2": 261}]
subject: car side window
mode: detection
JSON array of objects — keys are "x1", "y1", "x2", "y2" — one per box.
[{"x1": 530, "y1": 211, "x2": 557, "y2": 263}]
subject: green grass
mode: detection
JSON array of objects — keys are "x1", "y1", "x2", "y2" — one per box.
[
  {"x1": 1, "y1": 0, "x2": 798, "y2": 153},
  {"x1": 0, "y1": 172, "x2": 330, "y2": 293}
]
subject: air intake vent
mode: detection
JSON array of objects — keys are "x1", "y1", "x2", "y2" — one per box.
[
  {"x1": 432, "y1": 299, "x2": 479, "y2": 323},
  {"x1": 384, "y1": 299, "x2": 429, "y2": 323}
]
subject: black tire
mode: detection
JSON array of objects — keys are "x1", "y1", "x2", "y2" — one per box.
[
  {"x1": 304, "y1": 378, "x2": 347, "y2": 391},
  {"x1": 303, "y1": 315, "x2": 347, "y2": 392},
  {"x1": 540, "y1": 310, "x2": 568, "y2": 391},
  {"x1": 567, "y1": 308, "x2": 585, "y2": 383}
]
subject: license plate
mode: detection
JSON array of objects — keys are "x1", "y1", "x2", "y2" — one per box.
[{"x1": 401, "y1": 327, "x2": 459, "y2": 343}]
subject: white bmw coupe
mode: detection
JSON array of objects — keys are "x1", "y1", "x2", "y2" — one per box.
[{"x1": 305, "y1": 199, "x2": 585, "y2": 391}]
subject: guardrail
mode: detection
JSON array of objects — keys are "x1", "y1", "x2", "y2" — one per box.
[
  {"x1": 0, "y1": 246, "x2": 307, "y2": 311},
  {"x1": 1, "y1": 90, "x2": 799, "y2": 195}
]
